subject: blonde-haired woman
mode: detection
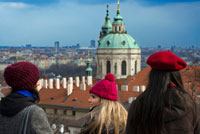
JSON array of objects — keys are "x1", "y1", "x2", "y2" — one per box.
[{"x1": 80, "y1": 73, "x2": 127, "y2": 134}]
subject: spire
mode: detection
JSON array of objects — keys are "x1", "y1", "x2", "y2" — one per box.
[
  {"x1": 106, "y1": 4, "x2": 109, "y2": 18},
  {"x1": 115, "y1": 0, "x2": 122, "y2": 19},
  {"x1": 88, "y1": 50, "x2": 90, "y2": 57},
  {"x1": 86, "y1": 50, "x2": 92, "y2": 76},
  {"x1": 117, "y1": 0, "x2": 120, "y2": 14},
  {"x1": 99, "y1": 4, "x2": 112, "y2": 40},
  {"x1": 112, "y1": 0, "x2": 126, "y2": 33}
]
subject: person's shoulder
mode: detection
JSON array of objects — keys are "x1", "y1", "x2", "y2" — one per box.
[
  {"x1": 26, "y1": 104, "x2": 46, "y2": 119},
  {"x1": 30, "y1": 105, "x2": 44, "y2": 112}
]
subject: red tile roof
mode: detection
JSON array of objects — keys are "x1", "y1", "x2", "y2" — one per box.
[{"x1": 38, "y1": 65, "x2": 200, "y2": 110}]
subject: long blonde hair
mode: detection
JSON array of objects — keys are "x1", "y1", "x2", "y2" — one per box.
[{"x1": 85, "y1": 98, "x2": 127, "y2": 134}]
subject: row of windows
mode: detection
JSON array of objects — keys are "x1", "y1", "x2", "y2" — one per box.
[
  {"x1": 43, "y1": 108, "x2": 76, "y2": 116},
  {"x1": 105, "y1": 60, "x2": 137, "y2": 75},
  {"x1": 114, "y1": 26, "x2": 123, "y2": 32},
  {"x1": 106, "y1": 40, "x2": 126, "y2": 46}
]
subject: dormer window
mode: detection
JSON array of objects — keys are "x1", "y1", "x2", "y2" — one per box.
[
  {"x1": 50, "y1": 97, "x2": 54, "y2": 101},
  {"x1": 107, "y1": 41, "x2": 110, "y2": 46},
  {"x1": 72, "y1": 98, "x2": 77, "y2": 102},
  {"x1": 122, "y1": 41, "x2": 126, "y2": 46}
]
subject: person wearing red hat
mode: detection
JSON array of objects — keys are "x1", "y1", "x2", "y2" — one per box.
[
  {"x1": 126, "y1": 51, "x2": 200, "y2": 134},
  {"x1": 80, "y1": 73, "x2": 127, "y2": 134},
  {"x1": 0, "y1": 61, "x2": 53, "y2": 134}
]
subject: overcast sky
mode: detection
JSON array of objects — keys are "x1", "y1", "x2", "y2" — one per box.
[{"x1": 0, "y1": 0, "x2": 199, "y2": 47}]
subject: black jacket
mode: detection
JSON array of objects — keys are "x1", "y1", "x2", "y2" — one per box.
[
  {"x1": 0, "y1": 92, "x2": 53, "y2": 134},
  {"x1": 0, "y1": 92, "x2": 35, "y2": 117},
  {"x1": 126, "y1": 89, "x2": 200, "y2": 134}
]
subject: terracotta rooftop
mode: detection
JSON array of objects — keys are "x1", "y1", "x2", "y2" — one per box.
[{"x1": 37, "y1": 65, "x2": 200, "y2": 110}]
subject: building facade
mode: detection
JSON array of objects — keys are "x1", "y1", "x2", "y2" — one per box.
[{"x1": 96, "y1": 2, "x2": 141, "y2": 79}]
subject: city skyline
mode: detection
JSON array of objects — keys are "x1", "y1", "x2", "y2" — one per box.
[{"x1": 0, "y1": 0, "x2": 199, "y2": 47}]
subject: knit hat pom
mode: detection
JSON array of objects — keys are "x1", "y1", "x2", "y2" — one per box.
[{"x1": 105, "y1": 73, "x2": 115, "y2": 82}]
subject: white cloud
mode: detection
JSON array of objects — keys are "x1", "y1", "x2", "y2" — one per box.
[
  {"x1": 0, "y1": 1, "x2": 199, "y2": 47},
  {"x1": 0, "y1": 2, "x2": 31, "y2": 8}
]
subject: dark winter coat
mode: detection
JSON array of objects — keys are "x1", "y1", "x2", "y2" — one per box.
[
  {"x1": 126, "y1": 88, "x2": 200, "y2": 134},
  {"x1": 79, "y1": 106, "x2": 125, "y2": 134},
  {"x1": 0, "y1": 92, "x2": 53, "y2": 134}
]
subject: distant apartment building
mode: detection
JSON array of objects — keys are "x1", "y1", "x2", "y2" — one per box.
[{"x1": 90, "y1": 40, "x2": 95, "y2": 48}]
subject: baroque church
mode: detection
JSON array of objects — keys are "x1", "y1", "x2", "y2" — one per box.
[{"x1": 96, "y1": 1, "x2": 141, "y2": 79}]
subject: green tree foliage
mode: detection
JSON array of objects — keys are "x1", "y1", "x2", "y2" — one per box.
[{"x1": 43, "y1": 63, "x2": 96, "y2": 78}]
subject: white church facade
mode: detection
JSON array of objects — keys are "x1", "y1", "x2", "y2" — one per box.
[{"x1": 96, "y1": 2, "x2": 141, "y2": 79}]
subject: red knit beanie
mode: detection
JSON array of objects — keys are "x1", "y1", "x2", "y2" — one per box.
[
  {"x1": 147, "y1": 51, "x2": 187, "y2": 71},
  {"x1": 4, "y1": 61, "x2": 40, "y2": 90},
  {"x1": 89, "y1": 73, "x2": 118, "y2": 101}
]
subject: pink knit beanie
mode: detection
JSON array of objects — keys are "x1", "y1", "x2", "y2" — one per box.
[
  {"x1": 89, "y1": 73, "x2": 118, "y2": 101},
  {"x1": 4, "y1": 61, "x2": 40, "y2": 90}
]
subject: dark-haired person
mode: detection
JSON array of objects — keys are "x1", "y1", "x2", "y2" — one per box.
[
  {"x1": 80, "y1": 73, "x2": 127, "y2": 134},
  {"x1": 0, "y1": 61, "x2": 53, "y2": 134},
  {"x1": 126, "y1": 51, "x2": 200, "y2": 134}
]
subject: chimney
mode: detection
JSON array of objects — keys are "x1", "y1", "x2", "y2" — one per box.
[
  {"x1": 62, "y1": 77, "x2": 67, "y2": 89},
  {"x1": 140, "y1": 85, "x2": 146, "y2": 92},
  {"x1": 49, "y1": 79, "x2": 53, "y2": 89},
  {"x1": 82, "y1": 76, "x2": 85, "y2": 84},
  {"x1": 43, "y1": 79, "x2": 48, "y2": 89},
  {"x1": 39, "y1": 79, "x2": 43, "y2": 87},
  {"x1": 80, "y1": 83, "x2": 86, "y2": 90},
  {"x1": 67, "y1": 77, "x2": 73, "y2": 95},
  {"x1": 67, "y1": 84, "x2": 73, "y2": 95},
  {"x1": 36, "y1": 79, "x2": 43, "y2": 91},
  {"x1": 55, "y1": 78, "x2": 60, "y2": 89},
  {"x1": 75, "y1": 76, "x2": 80, "y2": 87},
  {"x1": 128, "y1": 97, "x2": 136, "y2": 104},
  {"x1": 121, "y1": 85, "x2": 128, "y2": 91},
  {"x1": 133, "y1": 86, "x2": 140, "y2": 92},
  {"x1": 87, "y1": 76, "x2": 93, "y2": 86},
  {"x1": 80, "y1": 76, "x2": 86, "y2": 90},
  {"x1": 69, "y1": 77, "x2": 73, "y2": 84}
]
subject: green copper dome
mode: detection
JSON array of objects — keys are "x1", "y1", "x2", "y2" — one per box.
[
  {"x1": 86, "y1": 67, "x2": 92, "y2": 71},
  {"x1": 102, "y1": 21, "x2": 112, "y2": 29},
  {"x1": 98, "y1": 33, "x2": 140, "y2": 49},
  {"x1": 113, "y1": 12, "x2": 124, "y2": 25}
]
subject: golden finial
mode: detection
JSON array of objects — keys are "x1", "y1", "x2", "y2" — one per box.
[{"x1": 117, "y1": 0, "x2": 120, "y2": 12}]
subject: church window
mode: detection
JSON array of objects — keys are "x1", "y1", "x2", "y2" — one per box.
[
  {"x1": 100, "y1": 62, "x2": 102, "y2": 74},
  {"x1": 107, "y1": 61, "x2": 111, "y2": 74},
  {"x1": 134, "y1": 41, "x2": 137, "y2": 45},
  {"x1": 119, "y1": 26, "x2": 121, "y2": 31},
  {"x1": 98, "y1": 41, "x2": 101, "y2": 46},
  {"x1": 107, "y1": 41, "x2": 110, "y2": 46},
  {"x1": 122, "y1": 41, "x2": 126, "y2": 46},
  {"x1": 114, "y1": 63, "x2": 117, "y2": 74},
  {"x1": 135, "y1": 60, "x2": 137, "y2": 75},
  {"x1": 115, "y1": 26, "x2": 117, "y2": 32},
  {"x1": 122, "y1": 61, "x2": 126, "y2": 75}
]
